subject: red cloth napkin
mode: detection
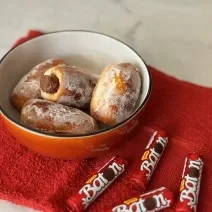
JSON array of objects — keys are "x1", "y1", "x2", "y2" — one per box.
[{"x1": 0, "y1": 31, "x2": 211, "y2": 212}]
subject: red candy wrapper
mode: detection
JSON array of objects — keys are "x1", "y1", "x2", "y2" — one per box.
[
  {"x1": 175, "y1": 153, "x2": 204, "y2": 212},
  {"x1": 66, "y1": 156, "x2": 128, "y2": 212},
  {"x1": 105, "y1": 187, "x2": 174, "y2": 212},
  {"x1": 131, "y1": 130, "x2": 168, "y2": 190}
]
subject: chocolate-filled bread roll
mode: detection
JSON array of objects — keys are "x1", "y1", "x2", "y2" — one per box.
[
  {"x1": 90, "y1": 63, "x2": 141, "y2": 125},
  {"x1": 20, "y1": 99, "x2": 98, "y2": 135},
  {"x1": 11, "y1": 59, "x2": 64, "y2": 111},
  {"x1": 40, "y1": 65, "x2": 97, "y2": 108}
]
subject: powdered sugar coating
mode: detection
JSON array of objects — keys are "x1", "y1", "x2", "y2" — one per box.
[
  {"x1": 11, "y1": 59, "x2": 64, "y2": 110},
  {"x1": 29, "y1": 59, "x2": 54, "y2": 75},
  {"x1": 12, "y1": 59, "x2": 63, "y2": 96},
  {"x1": 90, "y1": 63, "x2": 141, "y2": 125},
  {"x1": 41, "y1": 65, "x2": 97, "y2": 108},
  {"x1": 59, "y1": 66, "x2": 96, "y2": 107},
  {"x1": 21, "y1": 99, "x2": 98, "y2": 134},
  {"x1": 12, "y1": 75, "x2": 40, "y2": 100}
]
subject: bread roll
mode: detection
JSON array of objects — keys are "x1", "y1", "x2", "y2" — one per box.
[
  {"x1": 20, "y1": 99, "x2": 98, "y2": 135},
  {"x1": 90, "y1": 63, "x2": 141, "y2": 125},
  {"x1": 40, "y1": 65, "x2": 97, "y2": 108},
  {"x1": 11, "y1": 59, "x2": 64, "y2": 111}
]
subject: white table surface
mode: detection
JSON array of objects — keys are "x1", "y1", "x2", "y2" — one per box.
[{"x1": 0, "y1": 0, "x2": 211, "y2": 211}]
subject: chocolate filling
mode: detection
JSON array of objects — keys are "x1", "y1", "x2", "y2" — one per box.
[{"x1": 40, "y1": 74, "x2": 60, "y2": 94}]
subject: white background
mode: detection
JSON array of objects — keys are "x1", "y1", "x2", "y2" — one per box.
[{"x1": 0, "y1": 0, "x2": 211, "y2": 211}]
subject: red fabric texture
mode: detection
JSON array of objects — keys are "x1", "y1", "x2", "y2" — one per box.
[
  {"x1": 12, "y1": 30, "x2": 43, "y2": 47},
  {"x1": 0, "y1": 31, "x2": 211, "y2": 212}
]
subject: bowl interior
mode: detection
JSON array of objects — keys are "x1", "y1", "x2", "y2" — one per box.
[{"x1": 0, "y1": 31, "x2": 150, "y2": 131}]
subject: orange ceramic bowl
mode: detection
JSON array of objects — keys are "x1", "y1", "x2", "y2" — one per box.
[{"x1": 0, "y1": 31, "x2": 151, "y2": 159}]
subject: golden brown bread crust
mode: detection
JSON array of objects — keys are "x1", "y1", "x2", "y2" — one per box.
[
  {"x1": 90, "y1": 63, "x2": 141, "y2": 125},
  {"x1": 20, "y1": 99, "x2": 98, "y2": 135},
  {"x1": 40, "y1": 65, "x2": 97, "y2": 108},
  {"x1": 11, "y1": 59, "x2": 64, "y2": 111}
]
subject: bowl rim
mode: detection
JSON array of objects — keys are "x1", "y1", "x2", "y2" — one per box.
[{"x1": 0, "y1": 30, "x2": 152, "y2": 138}]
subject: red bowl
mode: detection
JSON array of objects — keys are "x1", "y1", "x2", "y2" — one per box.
[{"x1": 0, "y1": 31, "x2": 151, "y2": 159}]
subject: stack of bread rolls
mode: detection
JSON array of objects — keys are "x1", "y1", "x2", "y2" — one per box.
[{"x1": 11, "y1": 59, "x2": 141, "y2": 135}]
